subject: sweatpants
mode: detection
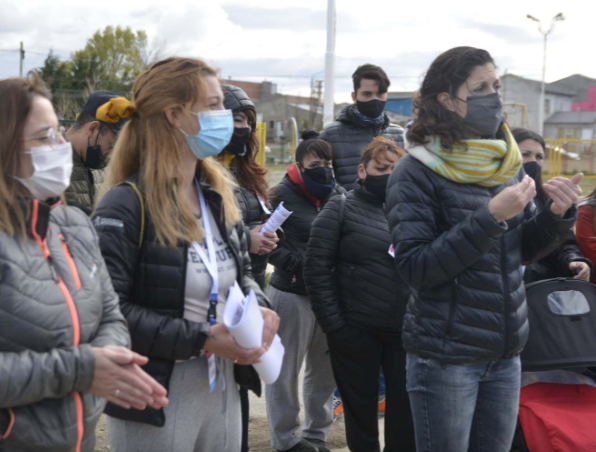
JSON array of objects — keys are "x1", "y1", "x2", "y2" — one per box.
[
  {"x1": 107, "y1": 356, "x2": 241, "y2": 452},
  {"x1": 327, "y1": 324, "x2": 416, "y2": 452},
  {"x1": 265, "y1": 286, "x2": 336, "y2": 451}
]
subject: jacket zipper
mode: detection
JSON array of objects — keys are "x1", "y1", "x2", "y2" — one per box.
[
  {"x1": 59, "y1": 234, "x2": 82, "y2": 291},
  {"x1": 446, "y1": 277, "x2": 458, "y2": 335},
  {"x1": 347, "y1": 266, "x2": 355, "y2": 310},
  {"x1": 30, "y1": 202, "x2": 84, "y2": 452},
  {"x1": 500, "y1": 236, "x2": 510, "y2": 357}
]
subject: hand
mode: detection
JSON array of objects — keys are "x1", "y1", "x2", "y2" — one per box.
[
  {"x1": 488, "y1": 176, "x2": 536, "y2": 223},
  {"x1": 203, "y1": 324, "x2": 266, "y2": 365},
  {"x1": 249, "y1": 225, "x2": 279, "y2": 255},
  {"x1": 260, "y1": 307, "x2": 280, "y2": 350},
  {"x1": 570, "y1": 261, "x2": 591, "y2": 281},
  {"x1": 89, "y1": 346, "x2": 168, "y2": 411},
  {"x1": 542, "y1": 173, "x2": 583, "y2": 217}
]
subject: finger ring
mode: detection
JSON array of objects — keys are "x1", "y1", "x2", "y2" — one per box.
[{"x1": 114, "y1": 389, "x2": 121, "y2": 398}]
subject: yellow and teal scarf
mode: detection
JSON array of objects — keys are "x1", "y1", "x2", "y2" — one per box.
[{"x1": 408, "y1": 124, "x2": 522, "y2": 187}]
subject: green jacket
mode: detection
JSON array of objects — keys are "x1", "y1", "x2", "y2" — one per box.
[{"x1": 64, "y1": 151, "x2": 106, "y2": 213}]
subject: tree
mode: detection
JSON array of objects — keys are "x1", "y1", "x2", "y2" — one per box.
[
  {"x1": 70, "y1": 25, "x2": 147, "y2": 92},
  {"x1": 36, "y1": 26, "x2": 150, "y2": 119}
]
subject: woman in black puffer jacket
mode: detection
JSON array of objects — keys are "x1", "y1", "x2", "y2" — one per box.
[
  {"x1": 93, "y1": 57, "x2": 279, "y2": 452},
  {"x1": 385, "y1": 47, "x2": 583, "y2": 452},
  {"x1": 304, "y1": 137, "x2": 415, "y2": 452},
  {"x1": 511, "y1": 127, "x2": 593, "y2": 284},
  {"x1": 265, "y1": 130, "x2": 344, "y2": 452},
  {"x1": 218, "y1": 85, "x2": 279, "y2": 452},
  {"x1": 218, "y1": 85, "x2": 278, "y2": 290}
]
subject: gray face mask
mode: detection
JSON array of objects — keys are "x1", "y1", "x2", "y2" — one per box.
[{"x1": 457, "y1": 92, "x2": 503, "y2": 138}]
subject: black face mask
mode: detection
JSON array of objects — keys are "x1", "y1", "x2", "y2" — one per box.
[
  {"x1": 228, "y1": 127, "x2": 251, "y2": 157},
  {"x1": 86, "y1": 134, "x2": 107, "y2": 170},
  {"x1": 300, "y1": 166, "x2": 336, "y2": 201},
  {"x1": 356, "y1": 99, "x2": 386, "y2": 119},
  {"x1": 363, "y1": 173, "x2": 390, "y2": 200},
  {"x1": 457, "y1": 92, "x2": 503, "y2": 138},
  {"x1": 523, "y1": 161, "x2": 542, "y2": 185},
  {"x1": 303, "y1": 166, "x2": 334, "y2": 184}
]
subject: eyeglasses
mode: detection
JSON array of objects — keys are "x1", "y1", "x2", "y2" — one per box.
[{"x1": 23, "y1": 127, "x2": 62, "y2": 146}]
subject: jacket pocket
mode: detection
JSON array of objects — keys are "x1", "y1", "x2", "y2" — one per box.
[{"x1": 445, "y1": 277, "x2": 458, "y2": 336}]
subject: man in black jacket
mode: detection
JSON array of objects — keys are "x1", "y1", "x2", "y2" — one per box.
[{"x1": 319, "y1": 64, "x2": 405, "y2": 191}]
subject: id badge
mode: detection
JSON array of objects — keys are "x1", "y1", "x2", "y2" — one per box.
[
  {"x1": 256, "y1": 193, "x2": 272, "y2": 215},
  {"x1": 207, "y1": 351, "x2": 217, "y2": 392},
  {"x1": 388, "y1": 244, "x2": 395, "y2": 258}
]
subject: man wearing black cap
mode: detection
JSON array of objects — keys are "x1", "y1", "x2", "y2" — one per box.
[{"x1": 65, "y1": 90, "x2": 127, "y2": 213}]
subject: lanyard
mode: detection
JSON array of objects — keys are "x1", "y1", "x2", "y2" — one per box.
[{"x1": 192, "y1": 179, "x2": 219, "y2": 325}]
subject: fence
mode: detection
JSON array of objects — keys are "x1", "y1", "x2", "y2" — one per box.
[{"x1": 544, "y1": 139, "x2": 596, "y2": 180}]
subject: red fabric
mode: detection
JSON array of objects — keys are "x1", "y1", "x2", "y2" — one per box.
[
  {"x1": 287, "y1": 163, "x2": 321, "y2": 209},
  {"x1": 519, "y1": 383, "x2": 596, "y2": 452},
  {"x1": 576, "y1": 205, "x2": 596, "y2": 284}
]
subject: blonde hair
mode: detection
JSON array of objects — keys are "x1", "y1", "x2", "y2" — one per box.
[{"x1": 98, "y1": 57, "x2": 240, "y2": 247}]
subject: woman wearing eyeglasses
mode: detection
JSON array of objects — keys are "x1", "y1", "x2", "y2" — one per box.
[{"x1": 0, "y1": 75, "x2": 168, "y2": 452}]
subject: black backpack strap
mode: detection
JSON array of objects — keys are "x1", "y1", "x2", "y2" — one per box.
[{"x1": 123, "y1": 181, "x2": 145, "y2": 249}]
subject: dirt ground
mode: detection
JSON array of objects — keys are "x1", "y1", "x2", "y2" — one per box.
[{"x1": 94, "y1": 369, "x2": 387, "y2": 451}]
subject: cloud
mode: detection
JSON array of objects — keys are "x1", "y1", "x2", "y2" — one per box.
[
  {"x1": 223, "y1": 6, "x2": 326, "y2": 30},
  {"x1": 461, "y1": 19, "x2": 540, "y2": 44}
]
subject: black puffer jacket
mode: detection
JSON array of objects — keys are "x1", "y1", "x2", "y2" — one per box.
[
  {"x1": 234, "y1": 184, "x2": 269, "y2": 283},
  {"x1": 304, "y1": 182, "x2": 410, "y2": 334},
  {"x1": 523, "y1": 199, "x2": 593, "y2": 283},
  {"x1": 268, "y1": 170, "x2": 344, "y2": 296},
  {"x1": 319, "y1": 105, "x2": 405, "y2": 191},
  {"x1": 93, "y1": 174, "x2": 270, "y2": 427},
  {"x1": 386, "y1": 154, "x2": 578, "y2": 364}
]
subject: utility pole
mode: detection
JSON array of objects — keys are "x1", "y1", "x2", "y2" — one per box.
[
  {"x1": 526, "y1": 13, "x2": 565, "y2": 135},
  {"x1": 19, "y1": 42, "x2": 25, "y2": 78},
  {"x1": 323, "y1": 0, "x2": 336, "y2": 126}
]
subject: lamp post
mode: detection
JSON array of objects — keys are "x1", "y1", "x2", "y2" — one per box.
[
  {"x1": 323, "y1": 0, "x2": 336, "y2": 126},
  {"x1": 526, "y1": 12, "x2": 565, "y2": 135}
]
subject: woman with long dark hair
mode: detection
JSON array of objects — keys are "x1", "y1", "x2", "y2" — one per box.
[
  {"x1": 511, "y1": 127, "x2": 592, "y2": 283},
  {"x1": 219, "y1": 84, "x2": 278, "y2": 289},
  {"x1": 385, "y1": 46, "x2": 582, "y2": 452},
  {"x1": 266, "y1": 130, "x2": 343, "y2": 452},
  {"x1": 219, "y1": 84, "x2": 279, "y2": 452}
]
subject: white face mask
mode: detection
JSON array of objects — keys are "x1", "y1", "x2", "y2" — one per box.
[{"x1": 16, "y1": 142, "x2": 74, "y2": 201}]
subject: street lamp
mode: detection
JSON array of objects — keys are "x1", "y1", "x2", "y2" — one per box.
[{"x1": 526, "y1": 12, "x2": 565, "y2": 135}]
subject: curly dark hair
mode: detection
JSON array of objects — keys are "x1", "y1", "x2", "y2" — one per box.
[{"x1": 407, "y1": 47, "x2": 496, "y2": 150}]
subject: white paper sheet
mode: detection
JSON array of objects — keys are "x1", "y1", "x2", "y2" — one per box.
[
  {"x1": 260, "y1": 202, "x2": 292, "y2": 236},
  {"x1": 223, "y1": 282, "x2": 285, "y2": 384}
]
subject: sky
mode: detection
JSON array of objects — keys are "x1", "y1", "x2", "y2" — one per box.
[{"x1": 1, "y1": 0, "x2": 595, "y2": 103}]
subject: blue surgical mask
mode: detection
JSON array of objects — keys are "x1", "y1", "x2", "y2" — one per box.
[{"x1": 180, "y1": 109, "x2": 234, "y2": 159}]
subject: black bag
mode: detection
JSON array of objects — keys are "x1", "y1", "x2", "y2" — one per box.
[{"x1": 521, "y1": 278, "x2": 596, "y2": 372}]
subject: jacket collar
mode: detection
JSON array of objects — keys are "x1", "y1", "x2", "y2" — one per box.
[
  {"x1": 337, "y1": 104, "x2": 390, "y2": 131},
  {"x1": 17, "y1": 198, "x2": 62, "y2": 242},
  {"x1": 354, "y1": 179, "x2": 384, "y2": 205}
]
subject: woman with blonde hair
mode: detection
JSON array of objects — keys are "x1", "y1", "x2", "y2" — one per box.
[
  {"x1": 93, "y1": 57, "x2": 280, "y2": 452},
  {"x1": 0, "y1": 74, "x2": 167, "y2": 452}
]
